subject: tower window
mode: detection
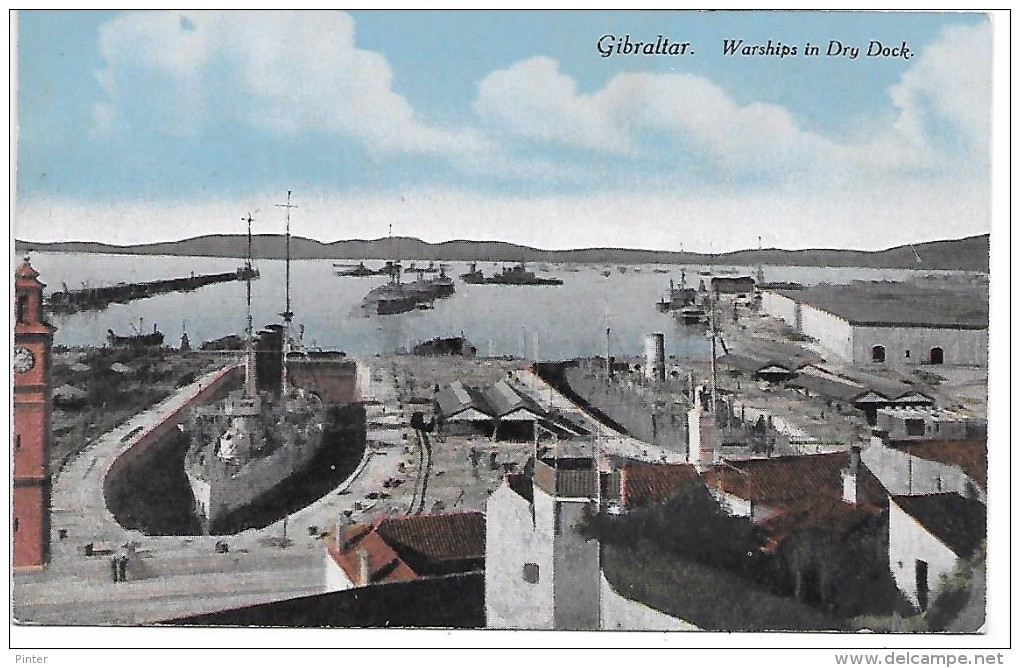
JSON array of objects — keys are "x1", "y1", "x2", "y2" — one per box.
[
  {"x1": 13, "y1": 517, "x2": 19, "y2": 532},
  {"x1": 871, "y1": 345, "x2": 886, "y2": 363},
  {"x1": 905, "y1": 350, "x2": 910, "y2": 359},
  {"x1": 522, "y1": 562, "x2": 540, "y2": 584},
  {"x1": 13, "y1": 434, "x2": 20, "y2": 450},
  {"x1": 16, "y1": 294, "x2": 28, "y2": 324}
]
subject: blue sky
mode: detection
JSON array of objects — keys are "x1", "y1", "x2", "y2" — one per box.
[{"x1": 14, "y1": 10, "x2": 994, "y2": 251}]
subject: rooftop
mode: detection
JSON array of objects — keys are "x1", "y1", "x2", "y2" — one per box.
[
  {"x1": 621, "y1": 460, "x2": 700, "y2": 509},
  {"x1": 326, "y1": 523, "x2": 417, "y2": 586},
  {"x1": 890, "y1": 438, "x2": 988, "y2": 489},
  {"x1": 773, "y1": 281, "x2": 988, "y2": 329},
  {"x1": 375, "y1": 511, "x2": 486, "y2": 576},
  {"x1": 435, "y1": 380, "x2": 494, "y2": 419},
  {"x1": 893, "y1": 493, "x2": 986, "y2": 558},
  {"x1": 704, "y1": 451, "x2": 888, "y2": 508}
]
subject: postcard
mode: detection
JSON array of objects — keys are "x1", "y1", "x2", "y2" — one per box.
[{"x1": 9, "y1": 8, "x2": 1007, "y2": 660}]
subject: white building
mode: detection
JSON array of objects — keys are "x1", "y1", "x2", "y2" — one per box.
[
  {"x1": 888, "y1": 493, "x2": 986, "y2": 610},
  {"x1": 860, "y1": 432, "x2": 986, "y2": 502},
  {"x1": 760, "y1": 283, "x2": 988, "y2": 367},
  {"x1": 485, "y1": 456, "x2": 695, "y2": 630},
  {"x1": 876, "y1": 407, "x2": 985, "y2": 441},
  {"x1": 485, "y1": 458, "x2": 601, "y2": 630}
]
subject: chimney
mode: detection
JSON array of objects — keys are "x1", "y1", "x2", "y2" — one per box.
[
  {"x1": 869, "y1": 429, "x2": 889, "y2": 450},
  {"x1": 688, "y1": 389, "x2": 718, "y2": 472},
  {"x1": 842, "y1": 444, "x2": 862, "y2": 505},
  {"x1": 357, "y1": 548, "x2": 371, "y2": 586}
]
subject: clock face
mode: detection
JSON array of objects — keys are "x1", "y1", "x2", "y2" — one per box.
[{"x1": 13, "y1": 347, "x2": 36, "y2": 374}]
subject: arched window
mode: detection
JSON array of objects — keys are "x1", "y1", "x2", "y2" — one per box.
[
  {"x1": 930, "y1": 347, "x2": 944, "y2": 365},
  {"x1": 871, "y1": 345, "x2": 886, "y2": 363},
  {"x1": 16, "y1": 294, "x2": 28, "y2": 324}
]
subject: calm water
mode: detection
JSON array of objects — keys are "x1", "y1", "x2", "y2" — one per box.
[{"x1": 27, "y1": 252, "x2": 951, "y2": 360}]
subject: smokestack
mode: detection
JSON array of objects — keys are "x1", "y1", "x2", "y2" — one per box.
[
  {"x1": 842, "y1": 444, "x2": 862, "y2": 505},
  {"x1": 357, "y1": 548, "x2": 371, "y2": 587},
  {"x1": 644, "y1": 333, "x2": 666, "y2": 383}
]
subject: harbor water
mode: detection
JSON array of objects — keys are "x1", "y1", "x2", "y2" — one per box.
[{"x1": 27, "y1": 252, "x2": 952, "y2": 361}]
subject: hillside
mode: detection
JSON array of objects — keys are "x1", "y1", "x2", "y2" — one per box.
[{"x1": 14, "y1": 233, "x2": 990, "y2": 272}]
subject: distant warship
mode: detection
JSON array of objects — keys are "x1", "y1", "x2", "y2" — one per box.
[{"x1": 460, "y1": 262, "x2": 563, "y2": 285}]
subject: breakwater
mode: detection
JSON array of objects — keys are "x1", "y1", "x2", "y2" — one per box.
[{"x1": 47, "y1": 266, "x2": 257, "y2": 314}]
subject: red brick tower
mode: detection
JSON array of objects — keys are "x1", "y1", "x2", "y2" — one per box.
[{"x1": 13, "y1": 256, "x2": 56, "y2": 570}]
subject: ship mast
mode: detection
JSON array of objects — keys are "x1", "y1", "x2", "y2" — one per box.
[
  {"x1": 276, "y1": 190, "x2": 298, "y2": 391},
  {"x1": 243, "y1": 212, "x2": 257, "y2": 397},
  {"x1": 756, "y1": 235, "x2": 765, "y2": 284}
]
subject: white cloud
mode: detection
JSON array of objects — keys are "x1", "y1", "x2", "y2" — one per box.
[
  {"x1": 92, "y1": 10, "x2": 486, "y2": 154},
  {"x1": 474, "y1": 57, "x2": 827, "y2": 166},
  {"x1": 891, "y1": 22, "x2": 991, "y2": 150},
  {"x1": 472, "y1": 22, "x2": 991, "y2": 189},
  {"x1": 474, "y1": 57, "x2": 633, "y2": 153}
]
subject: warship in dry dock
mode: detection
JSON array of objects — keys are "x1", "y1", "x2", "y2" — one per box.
[{"x1": 183, "y1": 196, "x2": 326, "y2": 534}]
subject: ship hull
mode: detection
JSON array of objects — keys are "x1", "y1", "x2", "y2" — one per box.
[
  {"x1": 183, "y1": 389, "x2": 327, "y2": 534},
  {"x1": 185, "y1": 431, "x2": 323, "y2": 534}
]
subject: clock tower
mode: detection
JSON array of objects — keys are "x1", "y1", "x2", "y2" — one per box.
[{"x1": 13, "y1": 256, "x2": 56, "y2": 570}]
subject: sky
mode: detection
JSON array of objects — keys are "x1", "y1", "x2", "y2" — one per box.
[{"x1": 12, "y1": 9, "x2": 996, "y2": 252}]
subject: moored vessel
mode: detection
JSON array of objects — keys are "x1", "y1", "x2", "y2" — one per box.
[{"x1": 183, "y1": 197, "x2": 327, "y2": 534}]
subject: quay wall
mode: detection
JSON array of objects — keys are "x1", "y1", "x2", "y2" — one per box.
[{"x1": 102, "y1": 365, "x2": 241, "y2": 513}]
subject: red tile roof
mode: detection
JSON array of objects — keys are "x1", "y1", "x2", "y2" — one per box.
[
  {"x1": 621, "y1": 461, "x2": 700, "y2": 508},
  {"x1": 891, "y1": 439, "x2": 987, "y2": 489},
  {"x1": 702, "y1": 452, "x2": 891, "y2": 550},
  {"x1": 375, "y1": 512, "x2": 486, "y2": 574},
  {"x1": 703, "y1": 451, "x2": 888, "y2": 509},
  {"x1": 327, "y1": 523, "x2": 417, "y2": 586},
  {"x1": 756, "y1": 497, "x2": 883, "y2": 550}
]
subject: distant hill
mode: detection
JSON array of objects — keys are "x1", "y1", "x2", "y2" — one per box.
[{"x1": 14, "y1": 233, "x2": 990, "y2": 272}]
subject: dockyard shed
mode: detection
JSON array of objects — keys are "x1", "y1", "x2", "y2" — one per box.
[
  {"x1": 876, "y1": 407, "x2": 981, "y2": 442},
  {"x1": 760, "y1": 283, "x2": 988, "y2": 367},
  {"x1": 435, "y1": 381, "x2": 496, "y2": 436},
  {"x1": 483, "y1": 379, "x2": 547, "y2": 441}
]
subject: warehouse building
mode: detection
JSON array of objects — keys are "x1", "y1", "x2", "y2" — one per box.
[{"x1": 760, "y1": 282, "x2": 988, "y2": 367}]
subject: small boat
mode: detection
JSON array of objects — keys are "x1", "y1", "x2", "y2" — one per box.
[
  {"x1": 404, "y1": 261, "x2": 439, "y2": 274},
  {"x1": 107, "y1": 319, "x2": 164, "y2": 348},
  {"x1": 601, "y1": 270, "x2": 612, "y2": 277},
  {"x1": 335, "y1": 262, "x2": 382, "y2": 277}
]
